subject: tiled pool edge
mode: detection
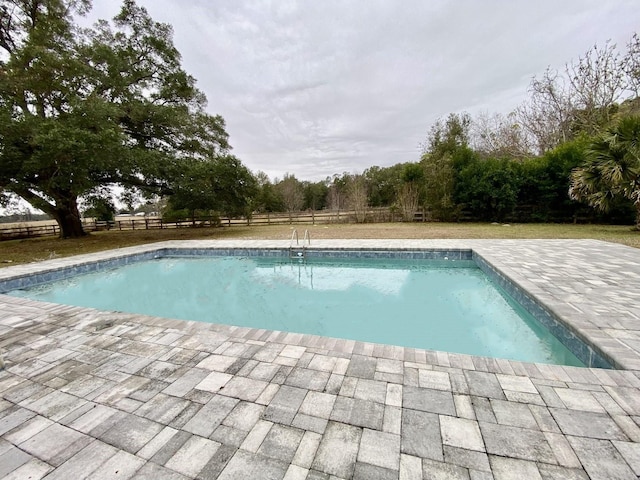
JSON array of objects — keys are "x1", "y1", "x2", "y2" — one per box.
[
  {"x1": 0, "y1": 243, "x2": 614, "y2": 370},
  {"x1": 0, "y1": 246, "x2": 474, "y2": 293},
  {"x1": 472, "y1": 252, "x2": 614, "y2": 369}
]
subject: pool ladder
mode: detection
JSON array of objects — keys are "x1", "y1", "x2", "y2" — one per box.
[{"x1": 290, "y1": 229, "x2": 310, "y2": 259}]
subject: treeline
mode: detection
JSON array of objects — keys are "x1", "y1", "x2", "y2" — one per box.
[
  {"x1": 56, "y1": 31, "x2": 640, "y2": 226},
  {"x1": 249, "y1": 127, "x2": 633, "y2": 225},
  {"x1": 244, "y1": 34, "x2": 640, "y2": 225},
  {"x1": 5, "y1": 0, "x2": 636, "y2": 236}
]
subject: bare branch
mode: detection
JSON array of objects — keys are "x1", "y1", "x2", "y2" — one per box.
[{"x1": 566, "y1": 41, "x2": 626, "y2": 133}]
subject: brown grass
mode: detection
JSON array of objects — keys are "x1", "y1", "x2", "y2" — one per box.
[{"x1": 1, "y1": 222, "x2": 638, "y2": 267}]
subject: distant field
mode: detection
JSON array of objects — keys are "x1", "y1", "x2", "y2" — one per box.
[
  {"x1": 0, "y1": 216, "x2": 148, "y2": 228},
  {"x1": 1, "y1": 222, "x2": 638, "y2": 268},
  {"x1": 1, "y1": 219, "x2": 59, "y2": 228}
]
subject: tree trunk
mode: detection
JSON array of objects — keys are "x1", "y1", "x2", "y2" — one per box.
[
  {"x1": 52, "y1": 197, "x2": 86, "y2": 239},
  {"x1": 636, "y1": 203, "x2": 640, "y2": 231},
  {"x1": 9, "y1": 186, "x2": 87, "y2": 239}
]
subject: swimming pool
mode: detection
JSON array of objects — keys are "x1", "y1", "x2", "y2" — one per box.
[{"x1": 4, "y1": 251, "x2": 586, "y2": 366}]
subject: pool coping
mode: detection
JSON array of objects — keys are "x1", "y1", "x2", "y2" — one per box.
[
  {"x1": 2, "y1": 238, "x2": 640, "y2": 479},
  {"x1": 0, "y1": 239, "x2": 635, "y2": 371}
]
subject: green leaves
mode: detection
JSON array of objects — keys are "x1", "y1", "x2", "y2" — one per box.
[
  {"x1": 167, "y1": 155, "x2": 257, "y2": 218},
  {"x1": 570, "y1": 116, "x2": 640, "y2": 220},
  {"x1": 0, "y1": 0, "x2": 245, "y2": 237}
]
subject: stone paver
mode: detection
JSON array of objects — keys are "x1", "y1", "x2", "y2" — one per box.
[
  {"x1": 490, "y1": 398, "x2": 538, "y2": 429},
  {"x1": 1, "y1": 239, "x2": 640, "y2": 479},
  {"x1": 217, "y1": 376, "x2": 268, "y2": 402},
  {"x1": 89, "y1": 450, "x2": 146, "y2": 480},
  {"x1": 164, "y1": 435, "x2": 220, "y2": 477},
  {"x1": 40, "y1": 440, "x2": 118, "y2": 480},
  {"x1": 440, "y1": 416, "x2": 485, "y2": 452},
  {"x1": 401, "y1": 409, "x2": 443, "y2": 461},
  {"x1": 330, "y1": 396, "x2": 384, "y2": 430},
  {"x1": 298, "y1": 391, "x2": 337, "y2": 419},
  {"x1": 217, "y1": 449, "x2": 289, "y2": 480},
  {"x1": 550, "y1": 407, "x2": 628, "y2": 440},
  {"x1": 20, "y1": 422, "x2": 91, "y2": 467},
  {"x1": 357, "y1": 428, "x2": 401, "y2": 470},
  {"x1": 312, "y1": 421, "x2": 362, "y2": 478},
  {"x1": 403, "y1": 386, "x2": 456, "y2": 416},
  {"x1": 258, "y1": 424, "x2": 305, "y2": 463},
  {"x1": 443, "y1": 445, "x2": 490, "y2": 472},
  {"x1": 98, "y1": 413, "x2": 163, "y2": 454},
  {"x1": 181, "y1": 394, "x2": 238, "y2": 437},
  {"x1": 568, "y1": 436, "x2": 637, "y2": 479},
  {"x1": 479, "y1": 422, "x2": 555, "y2": 463},
  {"x1": 489, "y1": 456, "x2": 541, "y2": 480},
  {"x1": 0, "y1": 445, "x2": 32, "y2": 477}
]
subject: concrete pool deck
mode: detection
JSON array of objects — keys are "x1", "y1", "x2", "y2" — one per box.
[{"x1": 0, "y1": 239, "x2": 639, "y2": 479}]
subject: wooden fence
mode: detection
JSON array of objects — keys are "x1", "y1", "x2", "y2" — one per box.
[
  {"x1": 0, "y1": 220, "x2": 109, "y2": 241},
  {"x1": 0, "y1": 208, "x2": 404, "y2": 241}
]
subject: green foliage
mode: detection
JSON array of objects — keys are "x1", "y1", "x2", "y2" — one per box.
[
  {"x1": 426, "y1": 113, "x2": 471, "y2": 158},
  {"x1": 394, "y1": 163, "x2": 423, "y2": 221},
  {"x1": 570, "y1": 116, "x2": 640, "y2": 225},
  {"x1": 167, "y1": 155, "x2": 257, "y2": 218},
  {"x1": 252, "y1": 171, "x2": 283, "y2": 213},
  {"x1": 517, "y1": 140, "x2": 587, "y2": 221},
  {"x1": 326, "y1": 173, "x2": 352, "y2": 210},
  {"x1": 401, "y1": 163, "x2": 424, "y2": 184},
  {"x1": 455, "y1": 157, "x2": 521, "y2": 221},
  {"x1": 161, "y1": 209, "x2": 190, "y2": 222},
  {"x1": 161, "y1": 208, "x2": 220, "y2": 225},
  {"x1": 0, "y1": 0, "x2": 239, "y2": 237},
  {"x1": 302, "y1": 181, "x2": 328, "y2": 210},
  {"x1": 419, "y1": 113, "x2": 473, "y2": 220},
  {"x1": 450, "y1": 137, "x2": 634, "y2": 224},
  {"x1": 83, "y1": 196, "x2": 116, "y2": 221},
  {"x1": 275, "y1": 174, "x2": 304, "y2": 213},
  {"x1": 119, "y1": 188, "x2": 141, "y2": 214},
  {"x1": 363, "y1": 164, "x2": 404, "y2": 207}
]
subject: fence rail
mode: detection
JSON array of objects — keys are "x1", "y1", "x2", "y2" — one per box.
[{"x1": 0, "y1": 208, "x2": 404, "y2": 241}]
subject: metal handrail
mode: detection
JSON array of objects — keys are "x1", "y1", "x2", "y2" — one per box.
[{"x1": 289, "y1": 229, "x2": 311, "y2": 259}]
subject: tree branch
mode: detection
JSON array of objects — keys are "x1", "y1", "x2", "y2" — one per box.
[{"x1": 6, "y1": 184, "x2": 55, "y2": 215}]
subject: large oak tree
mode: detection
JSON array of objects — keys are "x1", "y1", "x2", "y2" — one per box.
[{"x1": 0, "y1": 0, "x2": 239, "y2": 237}]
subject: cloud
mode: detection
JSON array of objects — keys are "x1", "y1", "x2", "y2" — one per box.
[{"x1": 90, "y1": 0, "x2": 640, "y2": 181}]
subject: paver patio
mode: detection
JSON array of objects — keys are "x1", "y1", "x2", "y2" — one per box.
[{"x1": 0, "y1": 239, "x2": 639, "y2": 479}]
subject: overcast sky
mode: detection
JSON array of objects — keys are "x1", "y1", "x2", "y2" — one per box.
[{"x1": 89, "y1": 0, "x2": 640, "y2": 182}]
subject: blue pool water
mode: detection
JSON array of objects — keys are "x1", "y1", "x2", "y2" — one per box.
[{"x1": 8, "y1": 256, "x2": 583, "y2": 366}]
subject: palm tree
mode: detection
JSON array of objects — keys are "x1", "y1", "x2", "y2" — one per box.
[{"x1": 570, "y1": 116, "x2": 640, "y2": 228}]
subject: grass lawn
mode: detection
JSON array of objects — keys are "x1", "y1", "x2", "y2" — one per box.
[{"x1": 1, "y1": 222, "x2": 638, "y2": 267}]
